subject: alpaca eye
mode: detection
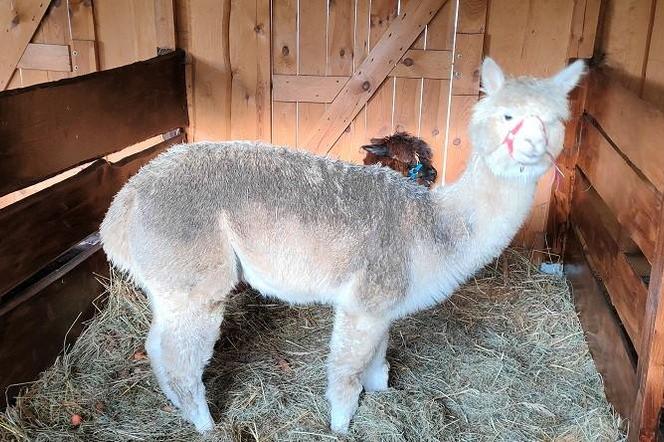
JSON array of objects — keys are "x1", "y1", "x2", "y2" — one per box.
[{"x1": 503, "y1": 114, "x2": 513, "y2": 121}]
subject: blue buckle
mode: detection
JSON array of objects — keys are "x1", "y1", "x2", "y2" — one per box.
[{"x1": 408, "y1": 163, "x2": 423, "y2": 180}]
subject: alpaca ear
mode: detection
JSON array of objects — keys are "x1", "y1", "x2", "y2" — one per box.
[
  {"x1": 480, "y1": 57, "x2": 505, "y2": 95},
  {"x1": 361, "y1": 144, "x2": 389, "y2": 156},
  {"x1": 551, "y1": 59, "x2": 586, "y2": 94}
]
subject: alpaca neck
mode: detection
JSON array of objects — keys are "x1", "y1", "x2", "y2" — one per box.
[{"x1": 437, "y1": 154, "x2": 539, "y2": 264}]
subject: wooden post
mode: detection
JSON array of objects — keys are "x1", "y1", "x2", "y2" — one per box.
[{"x1": 630, "y1": 198, "x2": 664, "y2": 441}]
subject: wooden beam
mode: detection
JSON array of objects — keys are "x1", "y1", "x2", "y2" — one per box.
[
  {"x1": 0, "y1": 133, "x2": 185, "y2": 298},
  {"x1": 272, "y1": 75, "x2": 348, "y2": 102},
  {"x1": 303, "y1": 0, "x2": 449, "y2": 153},
  {"x1": 0, "y1": 0, "x2": 50, "y2": 89},
  {"x1": 565, "y1": 231, "x2": 637, "y2": 419},
  {"x1": 571, "y1": 170, "x2": 649, "y2": 352},
  {"x1": 0, "y1": 50, "x2": 188, "y2": 196},
  {"x1": 630, "y1": 200, "x2": 664, "y2": 441},
  {"x1": 451, "y1": 34, "x2": 483, "y2": 94},
  {"x1": 586, "y1": 71, "x2": 664, "y2": 194},
  {"x1": 155, "y1": 0, "x2": 176, "y2": 52},
  {"x1": 391, "y1": 49, "x2": 452, "y2": 79},
  {"x1": 577, "y1": 120, "x2": 659, "y2": 264},
  {"x1": 16, "y1": 43, "x2": 71, "y2": 72},
  {"x1": 567, "y1": 0, "x2": 601, "y2": 59}
]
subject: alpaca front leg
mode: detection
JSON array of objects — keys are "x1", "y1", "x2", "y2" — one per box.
[
  {"x1": 326, "y1": 310, "x2": 391, "y2": 433},
  {"x1": 360, "y1": 332, "x2": 389, "y2": 392}
]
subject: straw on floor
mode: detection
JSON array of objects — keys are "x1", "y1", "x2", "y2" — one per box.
[{"x1": 0, "y1": 250, "x2": 624, "y2": 441}]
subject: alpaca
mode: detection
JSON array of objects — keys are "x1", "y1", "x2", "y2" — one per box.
[
  {"x1": 361, "y1": 132, "x2": 438, "y2": 187},
  {"x1": 99, "y1": 57, "x2": 585, "y2": 434}
]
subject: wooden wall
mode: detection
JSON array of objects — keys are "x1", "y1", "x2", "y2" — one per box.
[
  {"x1": 596, "y1": 0, "x2": 664, "y2": 110},
  {"x1": 1, "y1": 0, "x2": 600, "y2": 254}
]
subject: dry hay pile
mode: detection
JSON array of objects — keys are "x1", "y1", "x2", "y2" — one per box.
[{"x1": 1, "y1": 250, "x2": 624, "y2": 441}]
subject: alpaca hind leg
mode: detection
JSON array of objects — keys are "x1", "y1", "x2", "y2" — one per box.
[
  {"x1": 360, "y1": 331, "x2": 390, "y2": 392},
  {"x1": 146, "y1": 295, "x2": 225, "y2": 433},
  {"x1": 326, "y1": 310, "x2": 391, "y2": 433}
]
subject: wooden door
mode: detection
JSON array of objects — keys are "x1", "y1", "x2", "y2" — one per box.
[{"x1": 270, "y1": 0, "x2": 486, "y2": 184}]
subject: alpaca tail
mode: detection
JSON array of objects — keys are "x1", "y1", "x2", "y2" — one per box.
[{"x1": 100, "y1": 185, "x2": 136, "y2": 272}]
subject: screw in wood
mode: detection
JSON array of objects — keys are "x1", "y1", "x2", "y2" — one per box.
[{"x1": 362, "y1": 81, "x2": 371, "y2": 91}]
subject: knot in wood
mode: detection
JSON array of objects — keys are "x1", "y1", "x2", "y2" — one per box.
[
  {"x1": 403, "y1": 57, "x2": 414, "y2": 67},
  {"x1": 282, "y1": 45, "x2": 290, "y2": 56},
  {"x1": 362, "y1": 81, "x2": 371, "y2": 92}
]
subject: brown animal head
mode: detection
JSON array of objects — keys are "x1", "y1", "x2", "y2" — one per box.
[{"x1": 361, "y1": 132, "x2": 438, "y2": 187}]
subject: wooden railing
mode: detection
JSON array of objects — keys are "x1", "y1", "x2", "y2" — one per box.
[
  {"x1": 565, "y1": 70, "x2": 664, "y2": 442},
  {"x1": 0, "y1": 50, "x2": 189, "y2": 406}
]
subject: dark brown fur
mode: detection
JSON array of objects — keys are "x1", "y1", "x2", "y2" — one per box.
[{"x1": 361, "y1": 132, "x2": 437, "y2": 187}]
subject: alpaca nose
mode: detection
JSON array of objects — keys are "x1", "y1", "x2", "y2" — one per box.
[{"x1": 524, "y1": 137, "x2": 547, "y2": 156}]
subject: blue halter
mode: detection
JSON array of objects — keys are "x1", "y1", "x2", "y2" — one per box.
[{"x1": 408, "y1": 163, "x2": 423, "y2": 181}]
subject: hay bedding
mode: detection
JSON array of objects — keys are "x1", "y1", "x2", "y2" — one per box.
[{"x1": 0, "y1": 250, "x2": 624, "y2": 441}]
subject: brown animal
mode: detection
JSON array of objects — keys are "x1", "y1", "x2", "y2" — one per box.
[{"x1": 361, "y1": 132, "x2": 438, "y2": 187}]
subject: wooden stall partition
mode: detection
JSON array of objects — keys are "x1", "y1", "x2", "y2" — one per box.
[
  {"x1": 565, "y1": 68, "x2": 664, "y2": 441},
  {"x1": 0, "y1": 51, "x2": 189, "y2": 406}
]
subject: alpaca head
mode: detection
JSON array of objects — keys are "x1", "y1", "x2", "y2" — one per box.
[
  {"x1": 469, "y1": 57, "x2": 586, "y2": 180},
  {"x1": 361, "y1": 132, "x2": 438, "y2": 187}
]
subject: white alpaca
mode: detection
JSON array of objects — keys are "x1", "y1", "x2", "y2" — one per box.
[{"x1": 99, "y1": 57, "x2": 585, "y2": 434}]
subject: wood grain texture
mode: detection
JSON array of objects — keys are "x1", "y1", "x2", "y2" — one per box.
[
  {"x1": 451, "y1": 33, "x2": 483, "y2": 95},
  {"x1": 273, "y1": 75, "x2": 348, "y2": 103},
  {"x1": 577, "y1": 120, "x2": 659, "y2": 263},
  {"x1": 154, "y1": 0, "x2": 176, "y2": 51},
  {"x1": 0, "y1": 250, "x2": 107, "y2": 408},
  {"x1": 444, "y1": 95, "x2": 477, "y2": 183},
  {"x1": 304, "y1": 0, "x2": 449, "y2": 153},
  {"x1": 597, "y1": 0, "x2": 657, "y2": 94},
  {"x1": 457, "y1": 0, "x2": 487, "y2": 34},
  {"x1": 565, "y1": 231, "x2": 637, "y2": 420},
  {"x1": 177, "y1": 0, "x2": 232, "y2": 141},
  {"x1": 0, "y1": 50, "x2": 187, "y2": 196},
  {"x1": 297, "y1": 0, "x2": 327, "y2": 146},
  {"x1": 17, "y1": 43, "x2": 71, "y2": 72},
  {"x1": 420, "y1": 78, "x2": 450, "y2": 183},
  {"x1": 630, "y1": 199, "x2": 664, "y2": 442},
  {"x1": 586, "y1": 71, "x2": 664, "y2": 194},
  {"x1": 391, "y1": 49, "x2": 452, "y2": 78},
  {"x1": 643, "y1": 0, "x2": 664, "y2": 110},
  {"x1": 229, "y1": 0, "x2": 271, "y2": 142},
  {"x1": 0, "y1": 133, "x2": 184, "y2": 298},
  {"x1": 271, "y1": 0, "x2": 298, "y2": 146},
  {"x1": 567, "y1": 0, "x2": 601, "y2": 59},
  {"x1": 0, "y1": 0, "x2": 50, "y2": 89},
  {"x1": 572, "y1": 170, "x2": 648, "y2": 352}
]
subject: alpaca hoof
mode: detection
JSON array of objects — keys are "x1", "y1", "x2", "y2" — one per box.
[{"x1": 330, "y1": 413, "x2": 351, "y2": 434}]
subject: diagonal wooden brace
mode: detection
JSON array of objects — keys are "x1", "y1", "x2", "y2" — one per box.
[{"x1": 302, "y1": 0, "x2": 450, "y2": 154}]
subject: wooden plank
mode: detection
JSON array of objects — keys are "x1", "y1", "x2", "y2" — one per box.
[
  {"x1": 597, "y1": 0, "x2": 656, "y2": 94},
  {"x1": 457, "y1": 0, "x2": 487, "y2": 34},
  {"x1": 272, "y1": 75, "x2": 348, "y2": 103},
  {"x1": 177, "y1": 0, "x2": 232, "y2": 141},
  {"x1": 391, "y1": 49, "x2": 452, "y2": 78},
  {"x1": 567, "y1": 0, "x2": 601, "y2": 59},
  {"x1": 643, "y1": 0, "x2": 664, "y2": 109},
  {"x1": 393, "y1": 77, "x2": 421, "y2": 134},
  {"x1": 586, "y1": 71, "x2": 664, "y2": 194},
  {"x1": 229, "y1": 0, "x2": 271, "y2": 141},
  {"x1": 444, "y1": 95, "x2": 477, "y2": 183},
  {"x1": 327, "y1": 0, "x2": 355, "y2": 156},
  {"x1": 419, "y1": 78, "x2": 450, "y2": 184},
  {"x1": 36, "y1": 0, "x2": 70, "y2": 82},
  {"x1": 93, "y1": 0, "x2": 157, "y2": 70},
  {"x1": 565, "y1": 231, "x2": 637, "y2": 420},
  {"x1": 0, "y1": 50, "x2": 188, "y2": 196},
  {"x1": 70, "y1": 39, "x2": 98, "y2": 76},
  {"x1": 0, "y1": 133, "x2": 185, "y2": 298},
  {"x1": 0, "y1": 0, "x2": 50, "y2": 89},
  {"x1": 572, "y1": 170, "x2": 649, "y2": 353},
  {"x1": 16, "y1": 43, "x2": 71, "y2": 72},
  {"x1": 271, "y1": 0, "x2": 298, "y2": 146},
  {"x1": 365, "y1": 0, "x2": 398, "y2": 142},
  {"x1": 451, "y1": 33, "x2": 483, "y2": 95},
  {"x1": 297, "y1": 0, "x2": 327, "y2": 147},
  {"x1": 546, "y1": 78, "x2": 587, "y2": 257},
  {"x1": 155, "y1": 0, "x2": 176, "y2": 52},
  {"x1": 578, "y1": 120, "x2": 659, "y2": 263},
  {"x1": 0, "y1": 249, "x2": 108, "y2": 408},
  {"x1": 630, "y1": 200, "x2": 664, "y2": 442},
  {"x1": 304, "y1": 0, "x2": 449, "y2": 153},
  {"x1": 68, "y1": 0, "x2": 97, "y2": 41}
]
